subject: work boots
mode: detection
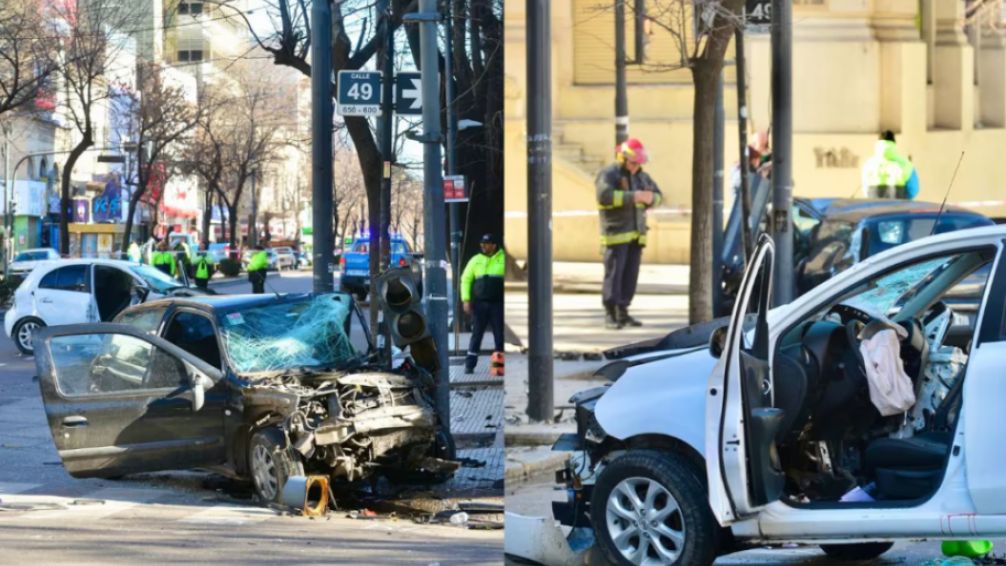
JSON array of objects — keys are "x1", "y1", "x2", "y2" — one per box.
[
  {"x1": 605, "y1": 304, "x2": 623, "y2": 330},
  {"x1": 617, "y1": 305, "x2": 643, "y2": 327}
]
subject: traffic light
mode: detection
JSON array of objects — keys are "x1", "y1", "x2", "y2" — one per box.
[{"x1": 376, "y1": 267, "x2": 437, "y2": 372}]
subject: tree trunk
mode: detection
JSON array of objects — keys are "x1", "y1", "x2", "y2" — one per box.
[
  {"x1": 59, "y1": 131, "x2": 93, "y2": 255},
  {"x1": 688, "y1": 64, "x2": 720, "y2": 324},
  {"x1": 342, "y1": 115, "x2": 382, "y2": 338},
  {"x1": 201, "y1": 188, "x2": 213, "y2": 247},
  {"x1": 228, "y1": 203, "x2": 239, "y2": 248}
]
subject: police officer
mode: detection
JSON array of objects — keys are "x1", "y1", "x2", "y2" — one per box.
[
  {"x1": 596, "y1": 138, "x2": 662, "y2": 329},
  {"x1": 152, "y1": 240, "x2": 176, "y2": 277},
  {"x1": 247, "y1": 244, "x2": 269, "y2": 294},
  {"x1": 862, "y1": 131, "x2": 914, "y2": 199},
  {"x1": 461, "y1": 234, "x2": 506, "y2": 375},
  {"x1": 193, "y1": 243, "x2": 215, "y2": 289}
]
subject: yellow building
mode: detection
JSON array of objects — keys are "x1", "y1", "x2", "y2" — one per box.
[{"x1": 505, "y1": 0, "x2": 1006, "y2": 263}]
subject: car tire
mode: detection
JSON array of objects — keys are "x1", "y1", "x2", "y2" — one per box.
[
  {"x1": 248, "y1": 428, "x2": 304, "y2": 504},
  {"x1": 820, "y1": 542, "x2": 894, "y2": 561},
  {"x1": 13, "y1": 317, "x2": 45, "y2": 356},
  {"x1": 592, "y1": 449, "x2": 719, "y2": 566}
]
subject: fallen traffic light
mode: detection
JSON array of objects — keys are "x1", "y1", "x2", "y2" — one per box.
[{"x1": 376, "y1": 267, "x2": 438, "y2": 372}]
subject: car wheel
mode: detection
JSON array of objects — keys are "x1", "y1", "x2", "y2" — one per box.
[
  {"x1": 248, "y1": 428, "x2": 304, "y2": 503},
  {"x1": 13, "y1": 317, "x2": 45, "y2": 356},
  {"x1": 592, "y1": 450, "x2": 719, "y2": 566},
  {"x1": 820, "y1": 542, "x2": 894, "y2": 561}
]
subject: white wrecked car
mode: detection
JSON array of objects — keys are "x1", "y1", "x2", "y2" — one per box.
[{"x1": 554, "y1": 227, "x2": 1006, "y2": 565}]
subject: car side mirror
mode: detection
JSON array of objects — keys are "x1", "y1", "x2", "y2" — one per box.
[
  {"x1": 188, "y1": 371, "x2": 214, "y2": 412},
  {"x1": 709, "y1": 325, "x2": 729, "y2": 359}
]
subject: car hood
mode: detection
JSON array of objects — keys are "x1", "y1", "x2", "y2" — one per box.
[{"x1": 593, "y1": 347, "x2": 719, "y2": 456}]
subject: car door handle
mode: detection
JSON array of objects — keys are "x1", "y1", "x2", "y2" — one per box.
[
  {"x1": 40, "y1": 297, "x2": 53, "y2": 304},
  {"x1": 62, "y1": 416, "x2": 88, "y2": 428}
]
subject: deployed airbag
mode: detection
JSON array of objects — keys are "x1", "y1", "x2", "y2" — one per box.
[{"x1": 859, "y1": 328, "x2": 916, "y2": 416}]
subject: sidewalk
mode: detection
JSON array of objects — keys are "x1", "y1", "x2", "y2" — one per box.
[
  {"x1": 506, "y1": 261, "x2": 689, "y2": 295},
  {"x1": 440, "y1": 355, "x2": 505, "y2": 498}
]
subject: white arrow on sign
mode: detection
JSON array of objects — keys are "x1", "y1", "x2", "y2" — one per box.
[{"x1": 402, "y1": 78, "x2": 422, "y2": 110}]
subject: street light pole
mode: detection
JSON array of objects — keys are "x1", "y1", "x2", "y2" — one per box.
[
  {"x1": 771, "y1": 0, "x2": 794, "y2": 305},
  {"x1": 614, "y1": 0, "x2": 629, "y2": 145},
  {"x1": 444, "y1": 0, "x2": 463, "y2": 357},
  {"x1": 526, "y1": 0, "x2": 553, "y2": 422},
  {"x1": 712, "y1": 73, "x2": 724, "y2": 317},
  {"x1": 2, "y1": 122, "x2": 10, "y2": 277},
  {"x1": 416, "y1": 0, "x2": 450, "y2": 428},
  {"x1": 311, "y1": 0, "x2": 335, "y2": 293},
  {"x1": 378, "y1": 0, "x2": 395, "y2": 368}
]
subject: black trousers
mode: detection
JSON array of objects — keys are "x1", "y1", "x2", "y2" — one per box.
[
  {"x1": 466, "y1": 300, "x2": 504, "y2": 370},
  {"x1": 602, "y1": 241, "x2": 643, "y2": 308},
  {"x1": 249, "y1": 270, "x2": 266, "y2": 294},
  {"x1": 195, "y1": 277, "x2": 209, "y2": 289},
  {"x1": 867, "y1": 186, "x2": 907, "y2": 199}
]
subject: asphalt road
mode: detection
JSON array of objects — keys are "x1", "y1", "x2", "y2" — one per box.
[{"x1": 0, "y1": 270, "x2": 503, "y2": 565}]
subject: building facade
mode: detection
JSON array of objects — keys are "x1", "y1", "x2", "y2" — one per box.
[{"x1": 505, "y1": 0, "x2": 1006, "y2": 263}]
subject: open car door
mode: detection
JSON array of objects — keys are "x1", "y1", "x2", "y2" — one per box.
[
  {"x1": 706, "y1": 235, "x2": 784, "y2": 525},
  {"x1": 33, "y1": 323, "x2": 226, "y2": 478}
]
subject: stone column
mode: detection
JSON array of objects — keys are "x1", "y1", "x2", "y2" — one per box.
[{"x1": 933, "y1": 0, "x2": 974, "y2": 130}]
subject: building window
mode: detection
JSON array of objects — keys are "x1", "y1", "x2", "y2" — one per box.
[
  {"x1": 178, "y1": 2, "x2": 203, "y2": 15},
  {"x1": 177, "y1": 50, "x2": 204, "y2": 62}
]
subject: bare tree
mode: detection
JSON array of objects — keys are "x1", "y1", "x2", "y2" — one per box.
[
  {"x1": 116, "y1": 63, "x2": 204, "y2": 251},
  {"x1": 0, "y1": 0, "x2": 59, "y2": 118},
  {"x1": 53, "y1": 0, "x2": 141, "y2": 254}
]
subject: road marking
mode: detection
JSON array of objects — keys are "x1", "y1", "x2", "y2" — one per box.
[
  {"x1": 177, "y1": 503, "x2": 279, "y2": 526},
  {"x1": 0, "y1": 486, "x2": 168, "y2": 521}
]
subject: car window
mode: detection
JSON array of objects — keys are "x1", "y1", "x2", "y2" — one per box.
[
  {"x1": 352, "y1": 241, "x2": 370, "y2": 253},
  {"x1": 391, "y1": 242, "x2": 409, "y2": 255},
  {"x1": 117, "y1": 307, "x2": 167, "y2": 334},
  {"x1": 15, "y1": 251, "x2": 49, "y2": 261},
  {"x1": 49, "y1": 333, "x2": 187, "y2": 395},
  {"x1": 868, "y1": 216, "x2": 992, "y2": 257},
  {"x1": 164, "y1": 312, "x2": 221, "y2": 369},
  {"x1": 39, "y1": 265, "x2": 89, "y2": 293}
]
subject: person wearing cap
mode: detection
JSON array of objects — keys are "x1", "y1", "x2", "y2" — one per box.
[
  {"x1": 862, "y1": 130, "x2": 915, "y2": 199},
  {"x1": 460, "y1": 233, "x2": 506, "y2": 375},
  {"x1": 596, "y1": 138, "x2": 663, "y2": 330}
]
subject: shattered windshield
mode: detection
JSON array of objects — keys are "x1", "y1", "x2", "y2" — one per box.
[
  {"x1": 220, "y1": 294, "x2": 364, "y2": 374},
  {"x1": 130, "y1": 264, "x2": 184, "y2": 294},
  {"x1": 840, "y1": 257, "x2": 951, "y2": 318}
]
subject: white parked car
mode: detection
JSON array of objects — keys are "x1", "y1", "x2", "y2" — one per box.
[
  {"x1": 272, "y1": 246, "x2": 297, "y2": 270},
  {"x1": 552, "y1": 226, "x2": 1006, "y2": 565},
  {"x1": 8, "y1": 248, "x2": 60, "y2": 277},
  {"x1": 4, "y1": 259, "x2": 212, "y2": 356}
]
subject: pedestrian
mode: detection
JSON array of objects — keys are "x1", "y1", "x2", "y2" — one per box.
[
  {"x1": 461, "y1": 233, "x2": 506, "y2": 376},
  {"x1": 862, "y1": 130, "x2": 915, "y2": 199},
  {"x1": 174, "y1": 240, "x2": 192, "y2": 278},
  {"x1": 247, "y1": 244, "x2": 269, "y2": 294},
  {"x1": 193, "y1": 243, "x2": 215, "y2": 289},
  {"x1": 127, "y1": 241, "x2": 141, "y2": 263},
  {"x1": 152, "y1": 240, "x2": 176, "y2": 277},
  {"x1": 596, "y1": 138, "x2": 663, "y2": 330}
]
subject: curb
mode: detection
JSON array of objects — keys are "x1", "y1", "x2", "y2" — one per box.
[
  {"x1": 504, "y1": 430, "x2": 569, "y2": 447},
  {"x1": 505, "y1": 451, "x2": 570, "y2": 484},
  {"x1": 506, "y1": 281, "x2": 688, "y2": 295}
]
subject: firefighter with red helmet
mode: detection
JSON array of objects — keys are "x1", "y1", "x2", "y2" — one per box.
[{"x1": 596, "y1": 138, "x2": 663, "y2": 329}]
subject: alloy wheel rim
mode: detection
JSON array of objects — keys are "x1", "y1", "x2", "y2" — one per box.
[
  {"x1": 606, "y1": 476, "x2": 686, "y2": 565},
  {"x1": 17, "y1": 322, "x2": 38, "y2": 352},
  {"x1": 251, "y1": 444, "x2": 278, "y2": 500}
]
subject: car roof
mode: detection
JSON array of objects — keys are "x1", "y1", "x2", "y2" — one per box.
[
  {"x1": 801, "y1": 198, "x2": 983, "y2": 223},
  {"x1": 33, "y1": 258, "x2": 140, "y2": 269},
  {"x1": 139, "y1": 292, "x2": 319, "y2": 315}
]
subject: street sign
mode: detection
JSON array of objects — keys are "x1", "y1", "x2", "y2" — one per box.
[
  {"x1": 337, "y1": 71, "x2": 382, "y2": 116},
  {"x1": 443, "y1": 175, "x2": 467, "y2": 203},
  {"x1": 395, "y1": 72, "x2": 423, "y2": 115},
  {"x1": 97, "y1": 154, "x2": 126, "y2": 163},
  {"x1": 745, "y1": 0, "x2": 772, "y2": 31}
]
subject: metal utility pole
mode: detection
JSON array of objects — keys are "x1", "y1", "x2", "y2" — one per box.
[
  {"x1": 526, "y1": 0, "x2": 553, "y2": 422},
  {"x1": 771, "y1": 0, "x2": 794, "y2": 305},
  {"x1": 614, "y1": 0, "x2": 628, "y2": 145},
  {"x1": 377, "y1": 0, "x2": 395, "y2": 368},
  {"x1": 735, "y1": 27, "x2": 752, "y2": 264},
  {"x1": 2, "y1": 123, "x2": 10, "y2": 277},
  {"x1": 416, "y1": 0, "x2": 450, "y2": 426},
  {"x1": 444, "y1": 1, "x2": 463, "y2": 356},
  {"x1": 311, "y1": 0, "x2": 334, "y2": 293},
  {"x1": 712, "y1": 73, "x2": 724, "y2": 317}
]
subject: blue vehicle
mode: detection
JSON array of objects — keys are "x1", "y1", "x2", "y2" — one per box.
[{"x1": 339, "y1": 235, "x2": 421, "y2": 300}]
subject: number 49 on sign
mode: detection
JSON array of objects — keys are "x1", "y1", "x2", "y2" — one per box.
[{"x1": 337, "y1": 71, "x2": 382, "y2": 117}]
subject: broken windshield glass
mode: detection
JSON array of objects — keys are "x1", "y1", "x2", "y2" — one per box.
[{"x1": 221, "y1": 294, "x2": 362, "y2": 374}]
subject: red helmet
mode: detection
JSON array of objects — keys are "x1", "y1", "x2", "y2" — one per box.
[{"x1": 616, "y1": 138, "x2": 648, "y2": 165}]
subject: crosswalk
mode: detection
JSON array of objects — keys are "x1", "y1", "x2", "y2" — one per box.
[{"x1": 0, "y1": 481, "x2": 280, "y2": 526}]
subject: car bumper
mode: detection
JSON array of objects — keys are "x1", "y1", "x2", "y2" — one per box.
[
  {"x1": 551, "y1": 444, "x2": 596, "y2": 528},
  {"x1": 3, "y1": 307, "x2": 16, "y2": 338}
]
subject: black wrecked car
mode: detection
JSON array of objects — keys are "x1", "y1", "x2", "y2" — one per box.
[
  {"x1": 720, "y1": 197, "x2": 992, "y2": 313},
  {"x1": 32, "y1": 287, "x2": 454, "y2": 503}
]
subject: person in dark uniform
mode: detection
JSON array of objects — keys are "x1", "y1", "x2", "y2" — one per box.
[
  {"x1": 461, "y1": 234, "x2": 506, "y2": 375},
  {"x1": 596, "y1": 138, "x2": 663, "y2": 329},
  {"x1": 193, "y1": 243, "x2": 215, "y2": 289}
]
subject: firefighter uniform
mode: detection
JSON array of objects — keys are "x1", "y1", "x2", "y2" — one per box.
[{"x1": 596, "y1": 138, "x2": 662, "y2": 328}]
